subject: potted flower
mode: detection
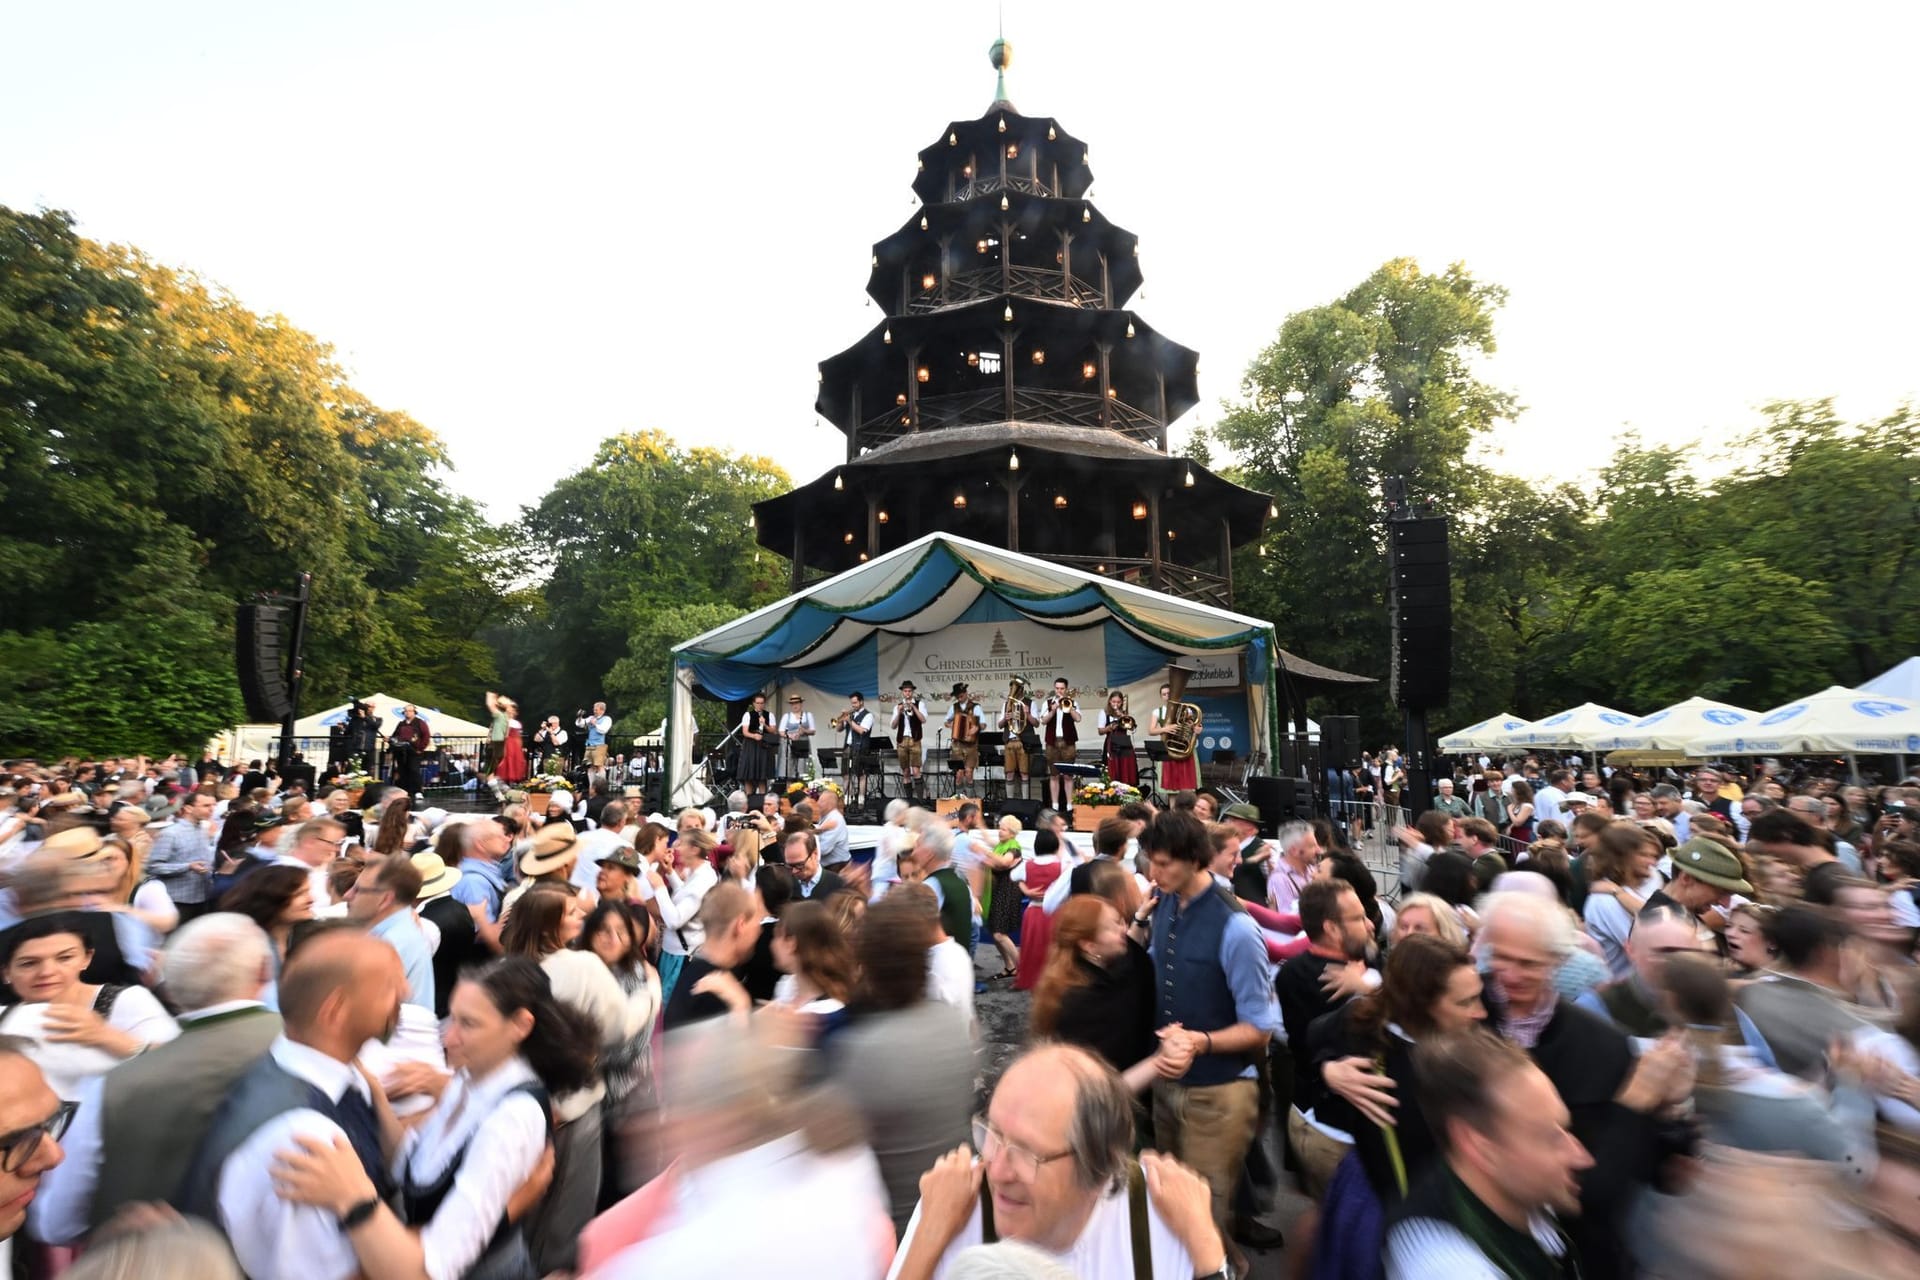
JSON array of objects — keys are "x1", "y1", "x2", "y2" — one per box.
[
  {"x1": 338, "y1": 771, "x2": 378, "y2": 807},
  {"x1": 522, "y1": 773, "x2": 571, "y2": 814},
  {"x1": 1071, "y1": 778, "x2": 1143, "y2": 832}
]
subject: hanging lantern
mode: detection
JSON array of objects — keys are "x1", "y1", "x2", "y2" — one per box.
[
  {"x1": 1000, "y1": 193, "x2": 1010, "y2": 211},
  {"x1": 1082, "y1": 360, "x2": 1097, "y2": 379},
  {"x1": 858, "y1": 552, "x2": 869, "y2": 562},
  {"x1": 1008, "y1": 449, "x2": 1020, "y2": 472},
  {"x1": 871, "y1": 253, "x2": 879, "y2": 268},
  {"x1": 1048, "y1": 124, "x2": 1057, "y2": 141},
  {"x1": 878, "y1": 510, "x2": 890, "y2": 524},
  {"x1": 1166, "y1": 529, "x2": 1177, "y2": 540},
  {"x1": 843, "y1": 531, "x2": 855, "y2": 544},
  {"x1": 1053, "y1": 494, "x2": 1067, "y2": 509},
  {"x1": 1006, "y1": 142, "x2": 1019, "y2": 159},
  {"x1": 1030, "y1": 349, "x2": 1045, "y2": 365},
  {"x1": 1131, "y1": 500, "x2": 1148, "y2": 521},
  {"x1": 1269, "y1": 503, "x2": 1278, "y2": 518},
  {"x1": 922, "y1": 272, "x2": 937, "y2": 290},
  {"x1": 916, "y1": 365, "x2": 930, "y2": 383},
  {"x1": 976, "y1": 238, "x2": 989, "y2": 253},
  {"x1": 949, "y1": 131, "x2": 958, "y2": 145},
  {"x1": 917, "y1": 158, "x2": 924, "y2": 170},
  {"x1": 953, "y1": 492, "x2": 968, "y2": 509},
  {"x1": 883, "y1": 327, "x2": 892, "y2": 344},
  {"x1": 1258, "y1": 545, "x2": 1267, "y2": 558},
  {"x1": 919, "y1": 214, "x2": 928, "y2": 230},
  {"x1": 1095, "y1": 563, "x2": 1106, "y2": 573},
  {"x1": 997, "y1": 117, "x2": 1007, "y2": 133},
  {"x1": 1125, "y1": 321, "x2": 1136, "y2": 338},
  {"x1": 963, "y1": 164, "x2": 973, "y2": 178},
  {"x1": 1183, "y1": 468, "x2": 1195, "y2": 487},
  {"x1": 1082, "y1": 205, "x2": 1091, "y2": 223},
  {"x1": 1003, "y1": 303, "x2": 1014, "y2": 322},
  {"x1": 833, "y1": 473, "x2": 844, "y2": 492},
  {"x1": 967, "y1": 351, "x2": 980, "y2": 367},
  {"x1": 896, "y1": 392, "x2": 908, "y2": 405},
  {"x1": 1107, "y1": 387, "x2": 1118, "y2": 398}
]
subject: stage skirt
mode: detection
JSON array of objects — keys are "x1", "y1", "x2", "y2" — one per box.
[
  {"x1": 1159, "y1": 756, "x2": 1199, "y2": 792},
  {"x1": 1105, "y1": 748, "x2": 1139, "y2": 786},
  {"x1": 498, "y1": 729, "x2": 529, "y2": 783},
  {"x1": 737, "y1": 739, "x2": 774, "y2": 779}
]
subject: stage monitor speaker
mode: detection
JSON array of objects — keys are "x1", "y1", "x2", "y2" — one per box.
[
  {"x1": 997, "y1": 797, "x2": 1044, "y2": 829},
  {"x1": 1246, "y1": 775, "x2": 1312, "y2": 835},
  {"x1": 1388, "y1": 515, "x2": 1452, "y2": 709},
  {"x1": 235, "y1": 604, "x2": 293, "y2": 722},
  {"x1": 1321, "y1": 715, "x2": 1360, "y2": 771}
]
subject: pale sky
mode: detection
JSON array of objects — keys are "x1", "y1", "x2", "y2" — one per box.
[{"x1": 8, "y1": 1, "x2": 1918, "y2": 516}]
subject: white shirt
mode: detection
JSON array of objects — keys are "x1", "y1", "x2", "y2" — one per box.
[
  {"x1": 817, "y1": 809, "x2": 850, "y2": 867},
  {"x1": 889, "y1": 1166, "x2": 1196, "y2": 1279},
  {"x1": 1532, "y1": 785, "x2": 1570, "y2": 828},
  {"x1": 594, "y1": 1130, "x2": 892, "y2": 1277},
  {"x1": 925, "y1": 940, "x2": 975, "y2": 1024},
  {"x1": 541, "y1": 948, "x2": 643, "y2": 1122},
  {"x1": 216, "y1": 1037, "x2": 370, "y2": 1280},
  {"x1": 273, "y1": 852, "x2": 333, "y2": 917},
  {"x1": 0, "y1": 986, "x2": 180, "y2": 1101},
  {"x1": 891, "y1": 699, "x2": 929, "y2": 740},
  {"x1": 397, "y1": 1056, "x2": 547, "y2": 1280},
  {"x1": 780, "y1": 711, "x2": 816, "y2": 745},
  {"x1": 656, "y1": 860, "x2": 718, "y2": 955}
]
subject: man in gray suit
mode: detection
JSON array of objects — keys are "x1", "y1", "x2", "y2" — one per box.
[{"x1": 30, "y1": 913, "x2": 280, "y2": 1243}]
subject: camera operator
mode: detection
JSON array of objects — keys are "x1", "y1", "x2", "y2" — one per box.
[{"x1": 532, "y1": 714, "x2": 570, "y2": 773}]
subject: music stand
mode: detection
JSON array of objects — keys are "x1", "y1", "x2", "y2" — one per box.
[{"x1": 975, "y1": 731, "x2": 1005, "y2": 802}]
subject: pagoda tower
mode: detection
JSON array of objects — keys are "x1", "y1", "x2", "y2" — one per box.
[{"x1": 754, "y1": 40, "x2": 1273, "y2": 606}]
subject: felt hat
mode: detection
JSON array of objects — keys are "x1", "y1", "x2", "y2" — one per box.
[
  {"x1": 410, "y1": 851, "x2": 461, "y2": 900},
  {"x1": 1671, "y1": 837, "x2": 1754, "y2": 894},
  {"x1": 519, "y1": 822, "x2": 580, "y2": 877},
  {"x1": 1221, "y1": 803, "x2": 1262, "y2": 827}
]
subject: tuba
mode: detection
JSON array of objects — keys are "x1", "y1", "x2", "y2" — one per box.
[
  {"x1": 1003, "y1": 676, "x2": 1031, "y2": 734},
  {"x1": 1162, "y1": 665, "x2": 1203, "y2": 760}
]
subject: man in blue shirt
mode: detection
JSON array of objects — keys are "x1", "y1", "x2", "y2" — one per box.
[
  {"x1": 346, "y1": 854, "x2": 435, "y2": 1010},
  {"x1": 1138, "y1": 810, "x2": 1279, "y2": 1276},
  {"x1": 448, "y1": 818, "x2": 512, "y2": 951}
]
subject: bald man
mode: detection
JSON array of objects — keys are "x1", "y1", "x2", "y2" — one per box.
[{"x1": 176, "y1": 930, "x2": 408, "y2": 1280}]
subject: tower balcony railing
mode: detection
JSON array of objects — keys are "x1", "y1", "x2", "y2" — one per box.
[
  {"x1": 858, "y1": 386, "x2": 1162, "y2": 448},
  {"x1": 906, "y1": 265, "x2": 1104, "y2": 313},
  {"x1": 1047, "y1": 555, "x2": 1232, "y2": 608},
  {"x1": 950, "y1": 173, "x2": 1057, "y2": 202}
]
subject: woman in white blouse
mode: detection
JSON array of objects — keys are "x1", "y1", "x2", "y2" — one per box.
[
  {"x1": 642, "y1": 827, "x2": 719, "y2": 1003},
  {"x1": 271, "y1": 956, "x2": 599, "y2": 1280},
  {"x1": 0, "y1": 911, "x2": 179, "y2": 1100}
]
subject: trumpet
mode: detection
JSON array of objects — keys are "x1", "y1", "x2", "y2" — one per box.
[{"x1": 829, "y1": 709, "x2": 853, "y2": 731}]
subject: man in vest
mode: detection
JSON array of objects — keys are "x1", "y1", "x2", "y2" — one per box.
[
  {"x1": 576, "y1": 701, "x2": 613, "y2": 771},
  {"x1": 914, "y1": 820, "x2": 975, "y2": 951},
  {"x1": 892, "y1": 681, "x2": 928, "y2": 797},
  {"x1": 888, "y1": 1043, "x2": 1228, "y2": 1279},
  {"x1": 31, "y1": 912, "x2": 281, "y2": 1244},
  {"x1": 1385, "y1": 1031, "x2": 1591, "y2": 1278},
  {"x1": 174, "y1": 929, "x2": 408, "y2": 1280},
  {"x1": 1042, "y1": 676, "x2": 1082, "y2": 814},
  {"x1": 1139, "y1": 811, "x2": 1279, "y2": 1278}
]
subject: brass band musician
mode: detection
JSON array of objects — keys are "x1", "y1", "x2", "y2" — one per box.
[
  {"x1": 1043, "y1": 676, "x2": 1081, "y2": 811},
  {"x1": 835, "y1": 692, "x2": 876, "y2": 808},
  {"x1": 890, "y1": 679, "x2": 928, "y2": 796},
  {"x1": 1001, "y1": 678, "x2": 1037, "y2": 798},
  {"x1": 1150, "y1": 680, "x2": 1201, "y2": 792},
  {"x1": 1097, "y1": 690, "x2": 1138, "y2": 785},
  {"x1": 944, "y1": 682, "x2": 982, "y2": 791},
  {"x1": 778, "y1": 693, "x2": 816, "y2": 780}
]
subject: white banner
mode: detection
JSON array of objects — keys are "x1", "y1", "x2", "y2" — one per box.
[{"x1": 879, "y1": 620, "x2": 1106, "y2": 701}]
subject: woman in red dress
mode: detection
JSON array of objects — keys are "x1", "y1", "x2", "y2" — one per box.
[
  {"x1": 1151, "y1": 682, "x2": 1199, "y2": 793},
  {"x1": 1011, "y1": 829, "x2": 1068, "y2": 990},
  {"x1": 1098, "y1": 692, "x2": 1139, "y2": 786},
  {"x1": 497, "y1": 695, "x2": 529, "y2": 784}
]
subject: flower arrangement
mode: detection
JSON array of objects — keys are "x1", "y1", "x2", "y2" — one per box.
[
  {"x1": 338, "y1": 771, "x2": 378, "y2": 790},
  {"x1": 785, "y1": 780, "x2": 810, "y2": 797},
  {"x1": 1074, "y1": 779, "x2": 1143, "y2": 806},
  {"x1": 810, "y1": 778, "x2": 844, "y2": 799},
  {"x1": 523, "y1": 773, "x2": 572, "y2": 794}
]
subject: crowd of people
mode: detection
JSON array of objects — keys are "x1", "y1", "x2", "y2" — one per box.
[{"x1": 2, "y1": 748, "x2": 1920, "y2": 1278}]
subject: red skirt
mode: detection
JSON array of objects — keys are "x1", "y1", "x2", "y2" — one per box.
[
  {"x1": 1160, "y1": 756, "x2": 1199, "y2": 792},
  {"x1": 498, "y1": 728, "x2": 528, "y2": 783},
  {"x1": 1014, "y1": 902, "x2": 1053, "y2": 991},
  {"x1": 1105, "y1": 747, "x2": 1138, "y2": 785}
]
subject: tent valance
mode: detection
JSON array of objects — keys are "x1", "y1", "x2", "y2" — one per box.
[
  {"x1": 1680, "y1": 685, "x2": 1920, "y2": 757},
  {"x1": 292, "y1": 694, "x2": 492, "y2": 741}
]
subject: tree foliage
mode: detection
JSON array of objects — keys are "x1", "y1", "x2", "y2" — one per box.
[
  {"x1": 489, "y1": 431, "x2": 790, "y2": 735},
  {"x1": 0, "y1": 206, "x2": 515, "y2": 754},
  {"x1": 1207, "y1": 261, "x2": 1920, "y2": 738}
]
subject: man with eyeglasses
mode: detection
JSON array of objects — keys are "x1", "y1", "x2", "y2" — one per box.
[
  {"x1": 782, "y1": 830, "x2": 845, "y2": 901},
  {"x1": 0, "y1": 1039, "x2": 70, "y2": 1275},
  {"x1": 1786, "y1": 794, "x2": 1864, "y2": 874},
  {"x1": 889, "y1": 1043, "x2": 1230, "y2": 1279}
]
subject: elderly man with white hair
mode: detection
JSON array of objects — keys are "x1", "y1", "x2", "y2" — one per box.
[
  {"x1": 1475, "y1": 890, "x2": 1696, "y2": 1279},
  {"x1": 31, "y1": 913, "x2": 281, "y2": 1243}
]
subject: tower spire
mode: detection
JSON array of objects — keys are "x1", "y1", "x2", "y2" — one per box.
[{"x1": 989, "y1": 25, "x2": 1013, "y2": 109}]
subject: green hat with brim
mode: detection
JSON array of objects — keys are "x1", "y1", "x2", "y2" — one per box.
[{"x1": 1672, "y1": 837, "x2": 1753, "y2": 894}]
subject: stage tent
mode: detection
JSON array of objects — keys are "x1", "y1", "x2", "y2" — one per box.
[
  {"x1": 1438, "y1": 713, "x2": 1531, "y2": 753},
  {"x1": 1585, "y1": 697, "x2": 1760, "y2": 754},
  {"x1": 666, "y1": 532, "x2": 1303, "y2": 808},
  {"x1": 1494, "y1": 702, "x2": 1638, "y2": 751},
  {"x1": 292, "y1": 695, "x2": 493, "y2": 741},
  {"x1": 1679, "y1": 685, "x2": 1920, "y2": 757}
]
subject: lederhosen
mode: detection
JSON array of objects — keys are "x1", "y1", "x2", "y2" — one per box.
[
  {"x1": 950, "y1": 701, "x2": 981, "y2": 769},
  {"x1": 895, "y1": 701, "x2": 925, "y2": 770},
  {"x1": 1045, "y1": 699, "x2": 1079, "y2": 766}
]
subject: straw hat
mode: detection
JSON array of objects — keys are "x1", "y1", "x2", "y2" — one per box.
[
  {"x1": 410, "y1": 851, "x2": 461, "y2": 900},
  {"x1": 519, "y1": 823, "x2": 580, "y2": 877},
  {"x1": 40, "y1": 826, "x2": 105, "y2": 859}
]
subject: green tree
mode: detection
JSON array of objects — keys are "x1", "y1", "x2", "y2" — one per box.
[
  {"x1": 1209, "y1": 259, "x2": 1517, "y2": 737},
  {"x1": 495, "y1": 431, "x2": 789, "y2": 724}
]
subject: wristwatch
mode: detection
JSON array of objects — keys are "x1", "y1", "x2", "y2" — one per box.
[
  {"x1": 1194, "y1": 1261, "x2": 1234, "y2": 1280},
  {"x1": 338, "y1": 1197, "x2": 381, "y2": 1230}
]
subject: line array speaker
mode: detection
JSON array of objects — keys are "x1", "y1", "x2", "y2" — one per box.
[
  {"x1": 1388, "y1": 516, "x2": 1452, "y2": 709},
  {"x1": 235, "y1": 604, "x2": 293, "y2": 722}
]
